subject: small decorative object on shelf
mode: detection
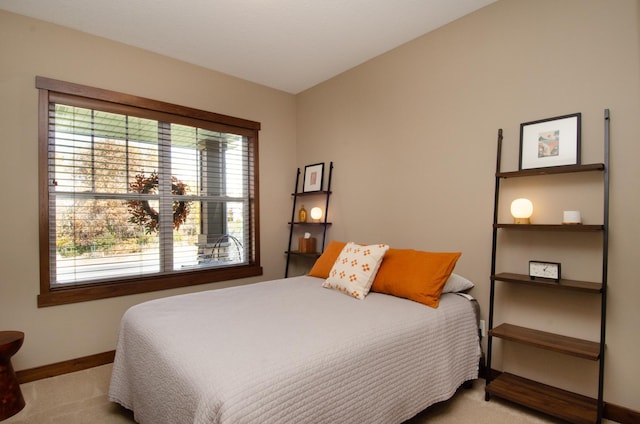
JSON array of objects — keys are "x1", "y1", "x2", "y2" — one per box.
[
  {"x1": 310, "y1": 207, "x2": 323, "y2": 222},
  {"x1": 303, "y1": 163, "x2": 324, "y2": 192},
  {"x1": 529, "y1": 260, "x2": 561, "y2": 282},
  {"x1": 510, "y1": 198, "x2": 533, "y2": 224},
  {"x1": 298, "y1": 205, "x2": 308, "y2": 222},
  {"x1": 563, "y1": 210, "x2": 582, "y2": 225},
  {"x1": 519, "y1": 113, "x2": 581, "y2": 170},
  {"x1": 298, "y1": 234, "x2": 316, "y2": 253}
]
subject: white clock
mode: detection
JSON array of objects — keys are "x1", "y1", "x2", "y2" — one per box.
[{"x1": 529, "y1": 260, "x2": 561, "y2": 282}]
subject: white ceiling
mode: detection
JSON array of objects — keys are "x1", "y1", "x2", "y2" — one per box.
[{"x1": 1, "y1": 0, "x2": 495, "y2": 94}]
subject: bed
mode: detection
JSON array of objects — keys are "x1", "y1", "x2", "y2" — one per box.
[{"x1": 109, "y1": 273, "x2": 481, "y2": 424}]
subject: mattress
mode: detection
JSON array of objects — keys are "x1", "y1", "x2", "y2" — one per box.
[{"x1": 109, "y1": 275, "x2": 480, "y2": 423}]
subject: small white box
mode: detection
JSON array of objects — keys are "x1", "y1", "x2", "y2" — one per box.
[{"x1": 563, "y1": 210, "x2": 582, "y2": 224}]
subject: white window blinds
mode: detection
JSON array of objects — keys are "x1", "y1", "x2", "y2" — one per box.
[{"x1": 44, "y1": 90, "x2": 258, "y2": 289}]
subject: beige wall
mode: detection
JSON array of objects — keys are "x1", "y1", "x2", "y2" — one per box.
[
  {"x1": 296, "y1": 0, "x2": 639, "y2": 411},
  {"x1": 0, "y1": 10, "x2": 296, "y2": 369}
]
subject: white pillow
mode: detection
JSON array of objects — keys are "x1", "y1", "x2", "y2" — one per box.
[
  {"x1": 442, "y1": 273, "x2": 474, "y2": 293},
  {"x1": 322, "y1": 242, "x2": 389, "y2": 299}
]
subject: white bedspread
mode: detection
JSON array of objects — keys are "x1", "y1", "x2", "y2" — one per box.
[{"x1": 109, "y1": 276, "x2": 480, "y2": 424}]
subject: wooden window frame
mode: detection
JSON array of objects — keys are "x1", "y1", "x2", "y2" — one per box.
[{"x1": 36, "y1": 76, "x2": 262, "y2": 307}]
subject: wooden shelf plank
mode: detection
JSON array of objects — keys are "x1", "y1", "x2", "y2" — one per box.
[
  {"x1": 285, "y1": 251, "x2": 321, "y2": 258},
  {"x1": 486, "y1": 373, "x2": 598, "y2": 424},
  {"x1": 494, "y1": 223, "x2": 604, "y2": 231},
  {"x1": 489, "y1": 323, "x2": 600, "y2": 360},
  {"x1": 492, "y1": 272, "x2": 602, "y2": 293},
  {"x1": 497, "y1": 163, "x2": 604, "y2": 178},
  {"x1": 291, "y1": 190, "x2": 332, "y2": 196}
]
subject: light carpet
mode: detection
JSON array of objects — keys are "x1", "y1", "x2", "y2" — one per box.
[{"x1": 4, "y1": 364, "x2": 604, "y2": 423}]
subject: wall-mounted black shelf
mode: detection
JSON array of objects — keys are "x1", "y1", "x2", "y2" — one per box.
[
  {"x1": 284, "y1": 162, "x2": 333, "y2": 277},
  {"x1": 484, "y1": 109, "x2": 610, "y2": 424}
]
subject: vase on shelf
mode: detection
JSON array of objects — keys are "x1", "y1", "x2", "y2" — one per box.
[{"x1": 298, "y1": 205, "x2": 307, "y2": 223}]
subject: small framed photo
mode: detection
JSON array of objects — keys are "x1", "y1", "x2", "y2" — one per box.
[
  {"x1": 519, "y1": 113, "x2": 581, "y2": 170},
  {"x1": 303, "y1": 163, "x2": 324, "y2": 192}
]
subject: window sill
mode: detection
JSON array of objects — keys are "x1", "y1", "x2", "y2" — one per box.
[{"x1": 37, "y1": 264, "x2": 263, "y2": 307}]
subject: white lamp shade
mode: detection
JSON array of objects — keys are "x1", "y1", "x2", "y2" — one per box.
[
  {"x1": 511, "y1": 198, "x2": 533, "y2": 221},
  {"x1": 310, "y1": 207, "x2": 323, "y2": 221}
]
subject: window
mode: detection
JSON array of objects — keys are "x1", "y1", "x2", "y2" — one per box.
[{"x1": 37, "y1": 77, "x2": 262, "y2": 307}]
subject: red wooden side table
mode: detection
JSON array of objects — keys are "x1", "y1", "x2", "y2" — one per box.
[{"x1": 0, "y1": 331, "x2": 25, "y2": 421}]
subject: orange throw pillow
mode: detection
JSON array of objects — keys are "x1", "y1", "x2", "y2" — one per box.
[
  {"x1": 307, "y1": 240, "x2": 347, "y2": 278},
  {"x1": 371, "y1": 249, "x2": 461, "y2": 308}
]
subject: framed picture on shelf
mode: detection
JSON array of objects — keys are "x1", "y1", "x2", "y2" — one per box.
[
  {"x1": 519, "y1": 113, "x2": 581, "y2": 170},
  {"x1": 303, "y1": 163, "x2": 324, "y2": 192}
]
